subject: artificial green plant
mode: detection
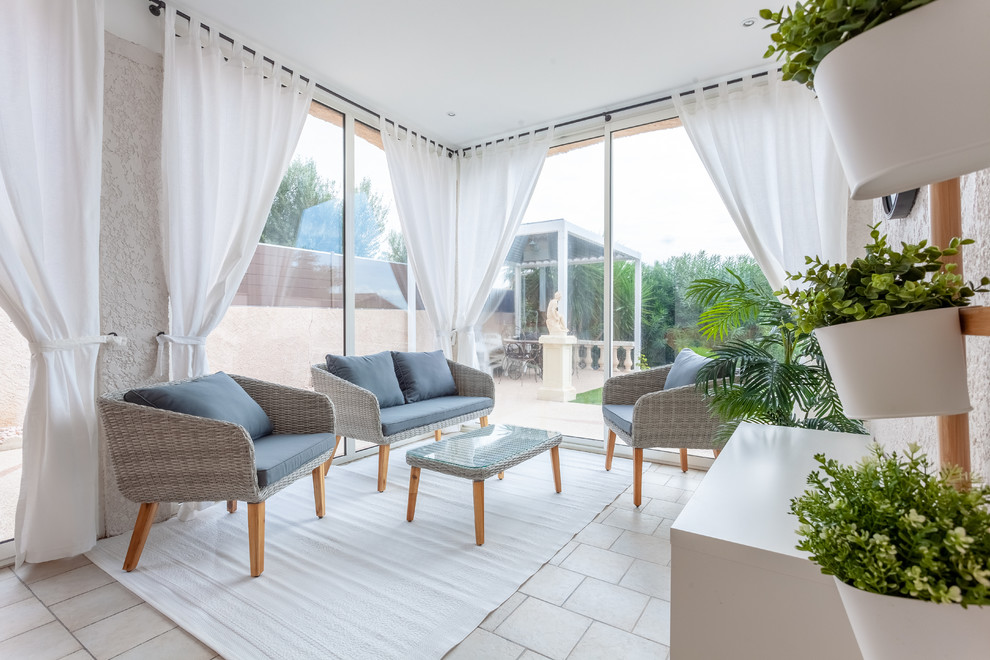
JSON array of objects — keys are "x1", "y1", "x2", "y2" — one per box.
[
  {"x1": 779, "y1": 225, "x2": 990, "y2": 334},
  {"x1": 761, "y1": 0, "x2": 936, "y2": 89},
  {"x1": 791, "y1": 444, "x2": 990, "y2": 606},
  {"x1": 686, "y1": 269, "x2": 865, "y2": 444}
]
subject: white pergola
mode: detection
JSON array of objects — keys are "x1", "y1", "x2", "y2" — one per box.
[{"x1": 505, "y1": 219, "x2": 642, "y2": 361}]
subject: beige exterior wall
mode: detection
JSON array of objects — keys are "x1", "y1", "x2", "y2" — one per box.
[
  {"x1": 208, "y1": 308, "x2": 437, "y2": 389},
  {"x1": 0, "y1": 314, "x2": 29, "y2": 428},
  {"x1": 864, "y1": 169, "x2": 990, "y2": 480}
]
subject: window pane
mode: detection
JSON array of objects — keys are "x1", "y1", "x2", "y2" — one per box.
[
  {"x1": 611, "y1": 118, "x2": 756, "y2": 372},
  {"x1": 209, "y1": 102, "x2": 345, "y2": 388},
  {"x1": 0, "y1": 311, "x2": 28, "y2": 543},
  {"x1": 353, "y1": 121, "x2": 428, "y2": 356},
  {"x1": 484, "y1": 137, "x2": 606, "y2": 440}
]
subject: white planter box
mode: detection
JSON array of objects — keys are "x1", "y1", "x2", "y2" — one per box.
[
  {"x1": 815, "y1": 0, "x2": 990, "y2": 199},
  {"x1": 834, "y1": 577, "x2": 990, "y2": 660},
  {"x1": 814, "y1": 307, "x2": 971, "y2": 419}
]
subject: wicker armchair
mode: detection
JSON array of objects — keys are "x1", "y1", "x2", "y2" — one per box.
[
  {"x1": 312, "y1": 359, "x2": 494, "y2": 491},
  {"x1": 98, "y1": 375, "x2": 338, "y2": 577},
  {"x1": 602, "y1": 364, "x2": 721, "y2": 506}
]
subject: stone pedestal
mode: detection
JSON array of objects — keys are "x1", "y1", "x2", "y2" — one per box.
[{"x1": 537, "y1": 334, "x2": 577, "y2": 402}]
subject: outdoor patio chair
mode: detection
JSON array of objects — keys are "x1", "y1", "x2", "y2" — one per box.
[
  {"x1": 98, "y1": 372, "x2": 338, "y2": 577},
  {"x1": 312, "y1": 351, "x2": 494, "y2": 492},
  {"x1": 602, "y1": 349, "x2": 722, "y2": 506}
]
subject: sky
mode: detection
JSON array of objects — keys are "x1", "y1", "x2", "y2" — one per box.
[{"x1": 290, "y1": 114, "x2": 749, "y2": 267}]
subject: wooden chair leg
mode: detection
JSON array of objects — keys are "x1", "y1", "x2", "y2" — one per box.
[
  {"x1": 480, "y1": 416, "x2": 489, "y2": 427},
  {"x1": 378, "y1": 445, "x2": 390, "y2": 492},
  {"x1": 226, "y1": 500, "x2": 237, "y2": 513},
  {"x1": 322, "y1": 435, "x2": 342, "y2": 477},
  {"x1": 606, "y1": 430, "x2": 617, "y2": 471},
  {"x1": 473, "y1": 480, "x2": 485, "y2": 545},
  {"x1": 498, "y1": 471, "x2": 505, "y2": 480},
  {"x1": 713, "y1": 449, "x2": 721, "y2": 459},
  {"x1": 312, "y1": 465, "x2": 326, "y2": 518},
  {"x1": 407, "y1": 467, "x2": 421, "y2": 522},
  {"x1": 551, "y1": 446, "x2": 562, "y2": 493},
  {"x1": 248, "y1": 501, "x2": 265, "y2": 577},
  {"x1": 434, "y1": 430, "x2": 442, "y2": 442},
  {"x1": 633, "y1": 448, "x2": 644, "y2": 508},
  {"x1": 680, "y1": 447, "x2": 688, "y2": 473},
  {"x1": 123, "y1": 502, "x2": 158, "y2": 572}
]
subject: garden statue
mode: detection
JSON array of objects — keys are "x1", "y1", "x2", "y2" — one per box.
[{"x1": 546, "y1": 291, "x2": 568, "y2": 335}]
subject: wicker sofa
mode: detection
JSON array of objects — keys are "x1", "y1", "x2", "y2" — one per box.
[
  {"x1": 602, "y1": 356, "x2": 721, "y2": 507},
  {"x1": 312, "y1": 357, "x2": 494, "y2": 492},
  {"x1": 98, "y1": 373, "x2": 338, "y2": 577}
]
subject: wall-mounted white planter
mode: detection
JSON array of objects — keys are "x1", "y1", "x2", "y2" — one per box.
[
  {"x1": 834, "y1": 577, "x2": 990, "y2": 660},
  {"x1": 815, "y1": 0, "x2": 990, "y2": 200},
  {"x1": 814, "y1": 307, "x2": 970, "y2": 419}
]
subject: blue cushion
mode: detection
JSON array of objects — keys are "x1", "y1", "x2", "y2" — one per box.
[
  {"x1": 391, "y1": 350, "x2": 458, "y2": 403},
  {"x1": 252, "y1": 433, "x2": 335, "y2": 488},
  {"x1": 379, "y1": 396, "x2": 492, "y2": 437},
  {"x1": 603, "y1": 404, "x2": 634, "y2": 437},
  {"x1": 326, "y1": 352, "x2": 405, "y2": 408},
  {"x1": 124, "y1": 372, "x2": 273, "y2": 440},
  {"x1": 663, "y1": 349, "x2": 712, "y2": 390}
]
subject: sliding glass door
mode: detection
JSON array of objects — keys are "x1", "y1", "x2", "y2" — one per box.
[{"x1": 609, "y1": 115, "x2": 751, "y2": 458}]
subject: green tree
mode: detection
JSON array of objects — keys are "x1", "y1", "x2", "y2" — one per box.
[
  {"x1": 384, "y1": 230, "x2": 407, "y2": 264},
  {"x1": 260, "y1": 157, "x2": 392, "y2": 259},
  {"x1": 262, "y1": 158, "x2": 332, "y2": 246}
]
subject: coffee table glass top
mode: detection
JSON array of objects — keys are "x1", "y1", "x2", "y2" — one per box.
[{"x1": 406, "y1": 424, "x2": 561, "y2": 471}]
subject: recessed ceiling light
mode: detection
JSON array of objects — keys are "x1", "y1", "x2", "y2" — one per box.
[
  {"x1": 447, "y1": 111, "x2": 456, "y2": 117},
  {"x1": 741, "y1": 17, "x2": 757, "y2": 27}
]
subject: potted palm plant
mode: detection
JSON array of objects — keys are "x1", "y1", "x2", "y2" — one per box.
[
  {"x1": 778, "y1": 226, "x2": 988, "y2": 419},
  {"x1": 761, "y1": 0, "x2": 990, "y2": 199},
  {"x1": 686, "y1": 269, "x2": 866, "y2": 444},
  {"x1": 791, "y1": 444, "x2": 990, "y2": 659}
]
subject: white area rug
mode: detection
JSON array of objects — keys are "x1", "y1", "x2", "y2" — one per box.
[{"x1": 88, "y1": 441, "x2": 629, "y2": 659}]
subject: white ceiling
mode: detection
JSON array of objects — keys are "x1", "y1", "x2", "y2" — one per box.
[{"x1": 105, "y1": 0, "x2": 773, "y2": 146}]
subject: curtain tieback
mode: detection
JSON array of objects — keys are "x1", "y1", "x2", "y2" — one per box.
[
  {"x1": 29, "y1": 334, "x2": 126, "y2": 355},
  {"x1": 155, "y1": 334, "x2": 207, "y2": 377}
]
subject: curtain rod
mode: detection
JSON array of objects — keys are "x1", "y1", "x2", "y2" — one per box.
[
  {"x1": 147, "y1": 0, "x2": 453, "y2": 152},
  {"x1": 536, "y1": 70, "x2": 772, "y2": 135},
  {"x1": 149, "y1": 1, "x2": 770, "y2": 152},
  {"x1": 463, "y1": 69, "x2": 772, "y2": 152}
]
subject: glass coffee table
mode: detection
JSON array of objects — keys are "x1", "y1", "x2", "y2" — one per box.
[{"x1": 405, "y1": 424, "x2": 562, "y2": 545}]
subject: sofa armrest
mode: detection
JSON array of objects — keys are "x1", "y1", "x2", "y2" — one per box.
[
  {"x1": 603, "y1": 365, "x2": 672, "y2": 405},
  {"x1": 630, "y1": 385, "x2": 721, "y2": 449},
  {"x1": 98, "y1": 395, "x2": 259, "y2": 504},
  {"x1": 447, "y1": 360, "x2": 496, "y2": 400},
  {"x1": 311, "y1": 364, "x2": 384, "y2": 441},
  {"x1": 231, "y1": 374, "x2": 335, "y2": 436}
]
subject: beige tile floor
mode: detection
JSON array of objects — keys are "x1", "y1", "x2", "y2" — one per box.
[{"x1": 0, "y1": 457, "x2": 703, "y2": 660}]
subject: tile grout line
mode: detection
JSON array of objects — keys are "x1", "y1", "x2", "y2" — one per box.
[
  {"x1": 15, "y1": 566, "x2": 160, "y2": 660},
  {"x1": 4, "y1": 571, "x2": 92, "y2": 658}
]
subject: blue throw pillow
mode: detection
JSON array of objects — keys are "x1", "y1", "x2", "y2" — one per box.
[
  {"x1": 663, "y1": 349, "x2": 712, "y2": 390},
  {"x1": 391, "y1": 350, "x2": 458, "y2": 403},
  {"x1": 325, "y1": 351, "x2": 405, "y2": 408},
  {"x1": 123, "y1": 372, "x2": 273, "y2": 440}
]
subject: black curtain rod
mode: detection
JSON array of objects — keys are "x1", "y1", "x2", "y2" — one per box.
[
  {"x1": 542, "y1": 70, "x2": 772, "y2": 134},
  {"x1": 149, "y1": 1, "x2": 769, "y2": 153},
  {"x1": 148, "y1": 1, "x2": 456, "y2": 152},
  {"x1": 462, "y1": 70, "x2": 771, "y2": 153}
]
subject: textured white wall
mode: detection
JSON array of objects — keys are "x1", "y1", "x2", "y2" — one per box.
[
  {"x1": 864, "y1": 169, "x2": 990, "y2": 480},
  {"x1": 99, "y1": 33, "x2": 172, "y2": 536}
]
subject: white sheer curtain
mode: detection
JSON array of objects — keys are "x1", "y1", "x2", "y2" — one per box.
[
  {"x1": 160, "y1": 7, "x2": 314, "y2": 379},
  {"x1": 454, "y1": 132, "x2": 552, "y2": 368},
  {"x1": 380, "y1": 119, "x2": 458, "y2": 355},
  {"x1": 0, "y1": 0, "x2": 107, "y2": 563},
  {"x1": 673, "y1": 70, "x2": 848, "y2": 289}
]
